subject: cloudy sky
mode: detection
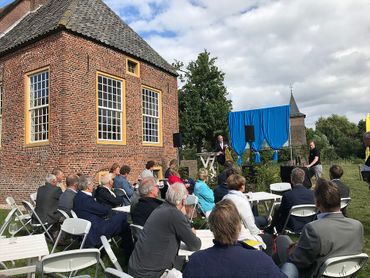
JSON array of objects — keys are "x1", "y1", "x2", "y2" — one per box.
[{"x1": 1, "y1": 0, "x2": 369, "y2": 127}]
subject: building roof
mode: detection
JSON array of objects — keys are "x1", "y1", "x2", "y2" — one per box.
[
  {"x1": 0, "y1": 0, "x2": 177, "y2": 76},
  {"x1": 290, "y1": 92, "x2": 305, "y2": 118}
]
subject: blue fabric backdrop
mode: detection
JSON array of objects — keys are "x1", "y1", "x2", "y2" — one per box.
[{"x1": 228, "y1": 105, "x2": 290, "y2": 165}]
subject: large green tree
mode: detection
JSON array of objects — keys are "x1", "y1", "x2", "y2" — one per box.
[{"x1": 176, "y1": 50, "x2": 232, "y2": 152}]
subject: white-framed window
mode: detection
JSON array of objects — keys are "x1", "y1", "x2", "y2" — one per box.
[
  {"x1": 97, "y1": 73, "x2": 125, "y2": 144},
  {"x1": 142, "y1": 86, "x2": 162, "y2": 145},
  {"x1": 27, "y1": 70, "x2": 49, "y2": 143},
  {"x1": 0, "y1": 83, "x2": 3, "y2": 145}
]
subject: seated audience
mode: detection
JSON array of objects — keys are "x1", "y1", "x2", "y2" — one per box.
[
  {"x1": 329, "y1": 165, "x2": 350, "y2": 198},
  {"x1": 162, "y1": 159, "x2": 177, "y2": 198},
  {"x1": 214, "y1": 168, "x2": 236, "y2": 203},
  {"x1": 168, "y1": 168, "x2": 184, "y2": 185},
  {"x1": 131, "y1": 177, "x2": 163, "y2": 226},
  {"x1": 140, "y1": 160, "x2": 155, "y2": 181},
  {"x1": 128, "y1": 183, "x2": 201, "y2": 277},
  {"x1": 276, "y1": 179, "x2": 364, "y2": 278},
  {"x1": 267, "y1": 168, "x2": 314, "y2": 234},
  {"x1": 183, "y1": 199, "x2": 286, "y2": 278},
  {"x1": 223, "y1": 174, "x2": 272, "y2": 255},
  {"x1": 109, "y1": 162, "x2": 121, "y2": 177},
  {"x1": 73, "y1": 175, "x2": 133, "y2": 255},
  {"x1": 34, "y1": 173, "x2": 62, "y2": 224},
  {"x1": 58, "y1": 174, "x2": 79, "y2": 215},
  {"x1": 217, "y1": 160, "x2": 235, "y2": 185},
  {"x1": 52, "y1": 167, "x2": 65, "y2": 191},
  {"x1": 194, "y1": 168, "x2": 215, "y2": 217},
  {"x1": 113, "y1": 165, "x2": 134, "y2": 204},
  {"x1": 95, "y1": 173, "x2": 124, "y2": 208}
]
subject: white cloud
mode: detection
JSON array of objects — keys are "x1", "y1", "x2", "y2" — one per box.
[{"x1": 104, "y1": 0, "x2": 370, "y2": 128}]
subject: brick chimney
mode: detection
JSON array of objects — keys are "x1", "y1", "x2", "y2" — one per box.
[{"x1": 0, "y1": 0, "x2": 49, "y2": 34}]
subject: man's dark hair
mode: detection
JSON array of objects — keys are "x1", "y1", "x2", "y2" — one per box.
[
  {"x1": 52, "y1": 167, "x2": 63, "y2": 176},
  {"x1": 146, "y1": 160, "x2": 155, "y2": 169},
  {"x1": 225, "y1": 168, "x2": 236, "y2": 179},
  {"x1": 120, "y1": 165, "x2": 131, "y2": 175},
  {"x1": 329, "y1": 165, "x2": 343, "y2": 179},
  {"x1": 314, "y1": 178, "x2": 341, "y2": 211},
  {"x1": 66, "y1": 174, "x2": 79, "y2": 187}
]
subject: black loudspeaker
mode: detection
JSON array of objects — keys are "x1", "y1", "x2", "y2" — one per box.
[
  {"x1": 173, "y1": 133, "x2": 182, "y2": 148},
  {"x1": 245, "y1": 125, "x2": 255, "y2": 142}
]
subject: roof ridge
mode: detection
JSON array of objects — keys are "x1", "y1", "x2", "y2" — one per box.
[{"x1": 58, "y1": 0, "x2": 79, "y2": 27}]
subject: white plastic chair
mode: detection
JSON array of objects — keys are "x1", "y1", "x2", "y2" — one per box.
[
  {"x1": 37, "y1": 248, "x2": 100, "y2": 278},
  {"x1": 100, "y1": 235, "x2": 123, "y2": 271},
  {"x1": 0, "y1": 208, "x2": 17, "y2": 237},
  {"x1": 5, "y1": 196, "x2": 31, "y2": 234},
  {"x1": 51, "y1": 218, "x2": 92, "y2": 253},
  {"x1": 340, "y1": 197, "x2": 351, "y2": 210},
  {"x1": 185, "y1": 195, "x2": 199, "y2": 222},
  {"x1": 21, "y1": 200, "x2": 54, "y2": 242},
  {"x1": 130, "y1": 224, "x2": 143, "y2": 243},
  {"x1": 70, "y1": 210, "x2": 78, "y2": 219},
  {"x1": 318, "y1": 253, "x2": 368, "y2": 277},
  {"x1": 58, "y1": 209, "x2": 71, "y2": 220},
  {"x1": 270, "y1": 182, "x2": 291, "y2": 194},
  {"x1": 105, "y1": 267, "x2": 133, "y2": 278},
  {"x1": 30, "y1": 192, "x2": 37, "y2": 205},
  {"x1": 114, "y1": 188, "x2": 131, "y2": 205},
  {"x1": 281, "y1": 204, "x2": 317, "y2": 235}
]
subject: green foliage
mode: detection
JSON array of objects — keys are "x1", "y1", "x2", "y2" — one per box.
[{"x1": 176, "y1": 50, "x2": 232, "y2": 152}]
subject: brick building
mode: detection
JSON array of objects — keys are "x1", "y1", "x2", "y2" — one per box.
[
  {"x1": 0, "y1": 0, "x2": 178, "y2": 202},
  {"x1": 289, "y1": 92, "x2": 306, "y2": 147}
]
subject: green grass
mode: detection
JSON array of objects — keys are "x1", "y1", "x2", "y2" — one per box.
[{"x1": 1, "y1": 163, "x2": 369, "y2": 277}]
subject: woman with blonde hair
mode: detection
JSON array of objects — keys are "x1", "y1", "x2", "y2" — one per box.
[{"x1": 194, "y1": 168, "x2": 215, "y2": 217}]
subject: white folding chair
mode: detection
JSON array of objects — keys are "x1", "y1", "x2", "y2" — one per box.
[
  {"x1": 340, "y1": 197, "x2": 351, "y2": 210},
  {"x1": 129, "y1": 224, "x2": 143, "y2": 243},
  {"x1": 51, "y1": 218, "x2": 91, "y2": 253},
  {"x1": 70, "y1": 210, "x2": 78, "y2": 219},
  {"x1": 30, "y1": 192, "x2": 37, "y2": 205},
  {"x1": 37, "y1": 248, "x2": 100, "y2": 278},
  {"x1": 5, "y1": 196, "x2": 32, "y2": 235},
  {"x1": 270, "y1": 182, "x2": 291, "y2": 194},
  {"x1": 185, "y1": 195, "x2": 199, "y2": 223},
  {"x1": 281, "y1": 204, "x2": 317, "y2": 235},
  {"x1": 58, "y1": 209, "x2": 71, "y2": 220},
  {"x1": 105, "y1": 267, "x2": 133, "y2": 278},
  {"x1": 100, "y1": 235, "x2": 123, "y2": 271},
  {"x1": 114, "y1": 188, "x2": 131, "y2": 205},
  {"x1": 21, "y1": 200, "x2": 54, "y2": 242},
  {"x1": 318, "y1": 253, "x2": 368, "y2": 277},
  {"x1": 0, "y1": 208, "x2": 17, "y2": 237}
]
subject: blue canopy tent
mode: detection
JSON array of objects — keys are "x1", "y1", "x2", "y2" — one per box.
[{"x1": 228, "y1": 105, "x2": 290, "y2": 165}]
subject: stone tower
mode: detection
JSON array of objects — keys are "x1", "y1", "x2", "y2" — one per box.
[{"x1": 289, "y1": 92, "x2": 306, "y2": 147}]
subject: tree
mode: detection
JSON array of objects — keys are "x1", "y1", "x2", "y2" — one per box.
[{"x1": 176, "y1": 50, "x2": 232, "y2": 152}]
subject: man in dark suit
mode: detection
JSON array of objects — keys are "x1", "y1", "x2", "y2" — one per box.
[
  {"x1": 58, "y1": 174, "x2": 79, "y2": 215},
  {"x1": 95, "y1": 173, "x2": 124, "y2": 208},
  {"x1": 34, "y1": 173, "x2": 62, "y2": 224},
  {"x1": 73, "y1": 175, "x2": 133, "y2": 255},
  {"x1": 215, "y1": 135, "x2": 228, "y2": 165},
  {"x1": 329, "y1": 165, "x2": 350, "y2": 198},
  {"x1": 277, "y1": 179, "x2": 363, "y2": 278},
  {"x1": 267, "y1": 168, "x2": 315, "y2": 234}
]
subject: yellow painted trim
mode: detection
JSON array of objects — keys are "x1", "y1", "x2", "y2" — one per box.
[
  {"x1": 24, "y1": 66, "x2": 50, "y2": 146},
  {"x1": 141, "y1": 85, "x2": 163, "y2": 147},
  {"x1": 153, "y1": 166, "x2": 163, "y2": 180},
  {"x1": 126, "y1": 57, "x2": 140, "y2": 78},
  {"x1": 96, "y1": 71, "x2": 126, "y2": 145}
]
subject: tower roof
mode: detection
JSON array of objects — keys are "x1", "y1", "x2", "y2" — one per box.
[
  {"x1": 0, "y1": 0, "x2": 177, "y2": 76},
  {"x1": 290, "y1": 92, "x2": 305, "y2": 118}
]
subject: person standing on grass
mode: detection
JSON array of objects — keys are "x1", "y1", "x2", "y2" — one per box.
[{"x1": 306, "y1": 140, "x2": 322, "y2": 180}]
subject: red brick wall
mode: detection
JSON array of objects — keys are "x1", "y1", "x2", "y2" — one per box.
[{"x1": 0, "y1": 31, "x2": 178, "y2": 203}]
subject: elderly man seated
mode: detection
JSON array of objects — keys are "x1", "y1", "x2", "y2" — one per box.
[
  {"x1": 183, "y1": 199, "x2": 286, "y2": 278},
  {"x1": 128, "y1": 182, "x2": 201, "y2": 277},
  {"x1": 95, "y1": 173, "x2": 124, "y2": 208},
  {"x1": 276, "y1": 179, "x2": 364, "y2": 278},
  {"x1": 131, "y1": 177, "x2": 163, "y2": 226},
  {"x1": 58, "y1": 174, "x2": 79, "y2": 215},
  {"x1": 73, "y1": 175, "x2": 133, "y2": 255}
]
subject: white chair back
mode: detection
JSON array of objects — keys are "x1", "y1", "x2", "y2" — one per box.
[
  {"x1": 340, "y1": 197, "x2": 351, "y2": 209},
  {"x1": 51, "y1": 218, "x2": 91, "y2": 253},
  {"x1": 30, "y1": 192, "x2": 37, "y2": 205},
  {"x1": 100, "y1": 235, "x2": 123, "y2": 271},
  {"x1": 281, "y1": 204, "x2": 317, "y2": 234},
  {"x1": 270, "y1": 183, "x2": 291, "y2": 194},
  {"x1": 105, "y1": 267, "x2": 134, "y2": 278},
  {"x1": 318, "y1": 253, "x2": 368, "y2": 277},
  {"x1": 57, "y1": 209, "x2": 70, "y2": 220},
  {"x1": 130, "y1": 224, "x2": 143, "y2": 243},
  {"x1": 70, "y1": 210, "x2": 78, "y2": 219},
  {"x1": 0, "y1": 208, "x2": 17, "y2": 236},
  {"x1": 37, "y1": 248, "x2": 100, "y2": 278},
  {"x1": 5, "y1": 197, "x2": 31, "y2": 234},
  {"x1": 185, "y1": 195, "x2": 199, "y2": 222}
]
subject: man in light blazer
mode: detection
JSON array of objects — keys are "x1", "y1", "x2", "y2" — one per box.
[{"x1": 276, "y1": 179, "x2": 363, "y2": 278}]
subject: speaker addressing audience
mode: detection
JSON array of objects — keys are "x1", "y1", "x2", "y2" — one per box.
[
  {"x1": 183, "y1": 199, "x2": 286, "y2": 278},
  {"x1": 276, "y1": 178, "x2": 364, "y2": 278},
  {"x1": 215, "y1": 135, "x2": 228, "y2": 165},
  {"x1": 306, "y1": 140, "x2": 322, "y2": 179}
]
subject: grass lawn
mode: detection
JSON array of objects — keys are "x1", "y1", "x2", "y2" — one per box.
[{"x1": 1, "y1": 163, "x2": 369, "y2": 277}]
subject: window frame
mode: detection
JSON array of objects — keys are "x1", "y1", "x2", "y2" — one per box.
[
  {"x1": 96, "y1": 71, "x2": 126, "y2": 145},
  {"x1": 141, "y1": 85, "x2": 163, "y2": 146},
  {"x1": 24, "y1": 67, "x2": 50, "y2": 146},
  {"x1": 126, "y1": 57, "x2": 140, "y2": 77}
]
